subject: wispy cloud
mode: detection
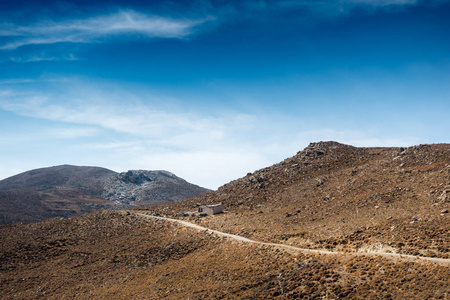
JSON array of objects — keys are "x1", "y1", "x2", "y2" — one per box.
[
  {"x1": 0, "y1": 81, "x2": 230, "y2": 142},
  {"x1": 239, "y1": 0, "x2": 431, "y2": 16},
  {"x1": 0, "y1": 126, "x2": 101, "y2": 145},
  {"x1": 43, "y1": 127, "x2": 101, "y2": 139},
  {"x1": 0, "y1": 79, "x2": 300, "y2": 188},
  {"x1": 8, "y1": 53, "x2": 78, "y2": 62},
  {"x1": 0, "y1": 10, "x2": 213, "y2": 50},
  {"x1": 0, "y1": 78, "x2": 426, "y2": 188},
  {"x1": 0, "y1": 1, "x2": 439, "y2": 51}
]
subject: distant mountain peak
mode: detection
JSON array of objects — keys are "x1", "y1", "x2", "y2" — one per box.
[{"x1": 0, "y1": 165, "x2": 211, "y2": 224}]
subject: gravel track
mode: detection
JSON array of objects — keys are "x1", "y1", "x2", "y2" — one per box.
[{"x1": 133, "y1": 211, "x2": 450, "y2": 267}]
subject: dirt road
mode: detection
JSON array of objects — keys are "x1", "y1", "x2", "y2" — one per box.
[{"x1": 132, "y1": 211, "x2": 450, "y2": 266}]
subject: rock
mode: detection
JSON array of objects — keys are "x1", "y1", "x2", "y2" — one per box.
[
  {"x1": 314, "y1": 149, "x2": 325, "y2": 156},
  {"x1": 437, "y1": 189, "x2": 450, "y2": 202},
  {"x1": 101, "y1": 170, "x2": 211, "y2": 205},
  {"x1": 441, "y1": 209, "x2": 449, "y2": 214},
  {"x1": 119, "y1": 170, "x2": 153, "y2": 185}
]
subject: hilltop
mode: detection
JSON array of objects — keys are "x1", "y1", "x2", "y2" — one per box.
[{"x1": 0, "y1": 165, "x2": 211, "y2": 224}]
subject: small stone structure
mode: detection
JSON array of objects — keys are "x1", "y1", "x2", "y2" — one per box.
[{"x1": 198, "y1": 204, "x2": 223, "y2": 216}]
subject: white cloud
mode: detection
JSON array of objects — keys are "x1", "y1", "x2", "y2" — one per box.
[
  {"x1": 0, "y1": 87, "x2": 220, "y2": 140},
  {"x1": 0, "y1": 78, "x2": 426, "y2": 189},
  {"x1": 0, "y1": 125, "x2": 102, "y2": 146},
  {"x1": 9, "y1": 53, "x2": 78, "y2": 62},
  {"x1": 0, "y1": 10, "x2": 213, "y2": 50},
  {"x1": 43, "y1": 127, "x2": 101, "y2": 139},
  {"x1": 0, "y1": 80, "x2": 298, "y2": 188}
]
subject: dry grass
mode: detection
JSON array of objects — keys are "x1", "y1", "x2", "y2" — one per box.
[
  {"x1": 1, "y1": 211, "x2": 449, "y2": 299},
  {"x1": 1, "y1": 142, "x2": 449, "y2": 298}
]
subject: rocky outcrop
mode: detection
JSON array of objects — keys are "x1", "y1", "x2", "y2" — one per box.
[{"x1": 101, "y1": 170, "x2": 211, "y2": 205}]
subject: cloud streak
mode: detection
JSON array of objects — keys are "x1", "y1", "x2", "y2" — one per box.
[
  {"x1": 235, "y1": 0, "x2": 435, "y2": 18},
  {"x1": 0, "y1": 10, "x2": 212, "y2": 50},
  {"x1": 8, "y1": 53, "x2": 78, "y2": 62},
  {"x1": 0, "y1": 78, "x2": 427, "y2": 188},
  {"x1": 0, "y1": 80, "x2": 233, "y2": 146},
  {"x1": 0, "y1": 1, "x2": 440, "y2": 51},
  {"x1": 0, "y1": 79, "x2": 304, "y2": 188}
]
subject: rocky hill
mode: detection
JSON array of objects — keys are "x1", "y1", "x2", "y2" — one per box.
[
  {"x1": 0, "y1": 142, "x2": 448, "y2": 299},
  {"x1": 146, "y1": 141, "x2": 450, "y2": 259},
  {"x1": 0, "y1": 165, "x2": 211, "y2": 224}
]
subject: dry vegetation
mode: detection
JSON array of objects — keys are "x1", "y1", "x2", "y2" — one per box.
[
  {"x1": 1, "y1": 142, "x2": 449, "y2": 299},
  {"x1": 0, "y1": 211, "x2": 449, "y2": 299}
]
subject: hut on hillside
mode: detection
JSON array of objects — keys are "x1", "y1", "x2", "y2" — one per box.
[{"x1": 198, "y1": 204, "x2": 223, "y2": 216}]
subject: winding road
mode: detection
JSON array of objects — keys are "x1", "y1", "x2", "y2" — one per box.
[{"x1": 132, "y1": 211, "x2": 450, "y2": 267}]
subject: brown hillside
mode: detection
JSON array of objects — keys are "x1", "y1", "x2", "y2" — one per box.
[
  {"x1": 0, "y1": 142, "x2": 449, "y2": 299},
  {"x1": 0, "y1": 210, "x2": 448, "y2": 299},
  {"x1": 145, "y1": 142, "x2": 450, "y2": 259}
]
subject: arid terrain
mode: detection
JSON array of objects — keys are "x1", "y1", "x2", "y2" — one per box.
[
  {"x1": 149, "y1": 142, "x2": 450, "y2": 259},
  {"x1": 0, "y1": 142, "x2": 449, "y2": 299}
]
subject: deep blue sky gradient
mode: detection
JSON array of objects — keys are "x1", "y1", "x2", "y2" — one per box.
[{"x1": 1, "y1": 0, "x2": 449, "y2": 188}]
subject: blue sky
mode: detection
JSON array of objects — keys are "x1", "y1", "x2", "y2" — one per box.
[{"x1": 0, "y1": 0, "x2": 449, "y2": 189}]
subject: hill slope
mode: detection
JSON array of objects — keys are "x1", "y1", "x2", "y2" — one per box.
[
  {"x1": 0, "y1": 142, "x2": 448, "y2": 299},
  {"x1": 146, "y1": 142, "x2": 450, "y2": 259},
  {"x1": 0, "y1": 165, "x2": 211, "y2": 224},
  {"x1": 0, "y1": 210, "x2": 448, "y2": 299}
]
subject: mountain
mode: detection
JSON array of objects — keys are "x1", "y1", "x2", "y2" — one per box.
[
  {"x1": 0, "y1": 165, "x2": 211, "y2": 224},
  {"x1": 0, "y1": 142, "x2": 448, "y2": 299}
]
